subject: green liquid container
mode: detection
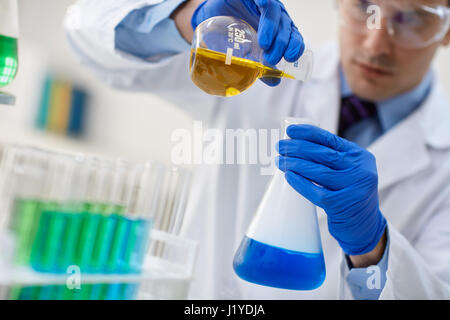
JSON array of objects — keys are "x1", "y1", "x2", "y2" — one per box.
[
  {"x1": 0, "y1": 0, "x2": 19, "y2": 87},
  {"x1": 0, "y1": 34, "x2": 18, "y2": 87}
]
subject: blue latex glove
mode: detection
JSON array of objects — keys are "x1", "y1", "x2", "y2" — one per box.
[
  {"x1": 276, "y1": 125, "x2": 387, "y2": 256},
  {"x1": 191, "y1": 0, "x2": 305, "y2": 87}
]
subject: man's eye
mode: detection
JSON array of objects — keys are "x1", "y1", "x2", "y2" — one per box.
[
  {"x1": 393, "y1": 11, "x2": 421, "y2": 26},
  {"x1": 357, "y1": 0, "x2": 372, "y2": 11}
]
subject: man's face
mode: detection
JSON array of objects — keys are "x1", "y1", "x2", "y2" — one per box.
[{"x1": 338, "y1": 0, "x2": 450, "y2": 102}]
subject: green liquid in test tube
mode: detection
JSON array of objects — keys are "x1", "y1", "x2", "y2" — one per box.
[
  {"x1": 74, "y1": 282, "x2": 91, "y2": 300},
  {"x1": 121, "y1": 283, "x2": 139, "y2": 300},
  {"x1": 60, "y1": 284, "x2": 84, "y2": 300},
  {"x1": 36, "y1": 285, "x2": 59, "y2": 300},
  {"x1": 71, "y1": 203, "x2": 101, "y2": 300},
  {"x1": 61, "y1": 202, "x2": 101, "y2": 300},
  {"x1": 9, "y1": 198, "x2": 43, "y2": 266},
  {"x1": 30, "y1": 201, "x2": 63, "y2": 272},
  {"x1": 89, "y1": 204, "x2": 124, "y2": 273},
  {"x1": 127, "y1": 218, "x2": 153, "y2": 273},
  {"x1": 8, "y1": 286, "x2": 21, "y2": 300},
  {"x1": 105, "y1": 209, "x2": 129, "y2": 273},
  {"x1": 95, "y1": 209, "x2": 129, "y2": 300},
  {"x1": 103, "y1": 282, "x2": 137, "y2": 300},
  {"x1": 17, "y1": 286, "x2": 34, "y2": 300},
  {"x1": 41, "y1": 207, "x2": 66, "y2": 273},
  {"x1": 75, "y1": 202, "x2": 103, "y2": 271},
  {"x1": 57, "y1": 203, "x2": 84, "y2": 272},
  {"x1": 74, "y1": 203, "x2": 102, "y2": 301},
  {"x1": 14, "y1": 286, "x2": 44, "y2": 301}
]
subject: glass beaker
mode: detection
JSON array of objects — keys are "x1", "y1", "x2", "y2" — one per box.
[
  {"x1": 0, "y1": 0, "x2": 19, "y2": 88},
  {"x1": 190, "y1": 16, "x2": 313, "y2": 97},
  {"x1": 233, "y1": 118, "x2": 326, "y2": 291}
]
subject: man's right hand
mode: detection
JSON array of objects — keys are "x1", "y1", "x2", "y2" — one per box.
[{"x1": 190, "y1": 0, "x2": 305, "y2": 87}]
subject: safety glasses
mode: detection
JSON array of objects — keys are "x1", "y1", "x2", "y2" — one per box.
[{"x1": 339, "y1": 0, "x2": 450, "y2": 49}]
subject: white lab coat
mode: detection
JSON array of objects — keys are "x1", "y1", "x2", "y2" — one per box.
[{"x1": 65, "y1": 0, "x2": 450, "y2": 299}]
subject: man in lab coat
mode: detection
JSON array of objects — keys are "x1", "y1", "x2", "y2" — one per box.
[{"x1": 65, "y1": 0, "x2": 450, "y2": 299}]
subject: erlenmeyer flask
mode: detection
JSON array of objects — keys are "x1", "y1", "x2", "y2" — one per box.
[
  {"x1": 233, "y1": 118, "x2": 326, "y2": 290},
  {"x1": 0, "y1": 0, "x2": 19, "y2": 88},
  {"x1": 190, "y1": 16, "x2": 313, "y2": 97}
]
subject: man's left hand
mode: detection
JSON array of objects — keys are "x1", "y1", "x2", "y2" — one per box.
[{"x1": 276, "y1": 124, "x2": 387, "y2": 257}]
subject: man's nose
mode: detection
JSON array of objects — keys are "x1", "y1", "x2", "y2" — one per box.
[{"x1": 362, "y1": 18, "x2": 393, "y2": 55}]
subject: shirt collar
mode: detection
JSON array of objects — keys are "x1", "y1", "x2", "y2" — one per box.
[{"x1": 339, "y1": 66, "x2": 433, "y2": 133}]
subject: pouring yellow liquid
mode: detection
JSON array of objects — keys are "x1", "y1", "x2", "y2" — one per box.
[{"x1": 190, "y1": 47, "x2": 294, "y2": 97}]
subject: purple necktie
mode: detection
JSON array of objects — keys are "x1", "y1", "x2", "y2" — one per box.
[{"x1": 338, "y1": 95, "x2": 378, "y2": 137}]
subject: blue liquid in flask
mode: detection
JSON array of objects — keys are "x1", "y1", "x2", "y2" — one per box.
[{"x1": 233, "y1": 236, "x2": 326, "y2": 290}]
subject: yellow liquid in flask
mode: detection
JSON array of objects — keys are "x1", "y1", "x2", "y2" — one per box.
[{"x1": 190, "y1": 48, "x2": 294, "y2": 97}]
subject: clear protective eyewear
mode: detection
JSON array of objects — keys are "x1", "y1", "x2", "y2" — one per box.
[{"x1": 340, "y1": 0, "x2": 450, "y2": 49}]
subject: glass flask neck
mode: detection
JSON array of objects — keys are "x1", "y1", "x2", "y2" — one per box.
[
  {"x1": 282, "y1": 117, "x2": 319, "y2": 139},
  {"x1": 0, "y1": 0, "x2": 19, "y2": 38},
  {"x1": 275, "y1": 50, "x2": 314, "y2": 82}
]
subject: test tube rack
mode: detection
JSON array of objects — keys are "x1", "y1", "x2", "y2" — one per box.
[{"x1": 0, "y1": 144, "x2": 197, "y2": 300}]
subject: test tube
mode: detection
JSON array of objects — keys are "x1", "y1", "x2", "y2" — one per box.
[
  {"x1": 30, "y1": 153, "x2": 76, "y2": 273},
  {"x1": 150, "y1": 166, "x2": 191, "y2": 259},
  {"x1": 89, "y1": 159, "x2": 127, "y2": 274},
  {"x1": 73, "y1": 158, "x2": 101, "y2": 271},
  {"x1": 165, "y1": 167, "x2": 191, "y2": 236},
  {"x1": 57, "y1": 154, "x2": 89, "y2": 272},
  {"x1": 0, "y1": 145, "x2": 16, "y2": 233},
  {"x1": 7, "y1": 148, "x2": 69, "y2": 299},
  {"x1": 105, "y1": 162, "x2": 163, "y2": 300},
  {"x1": 106, "y1": 164, "x2": 141, "y2": 273},
  {"x1": 87, "y1": 159, "x2": 129, "y2": 300},
  {"x1": 127, "y1": 162, "x2": 164, "y2": 272},
  {"x1": 89, "y1": 160, "x2": 128, "y2": 301},
  {"x1": 2, "y1": 146, "x2": 50, "y2": 268},
  {"x1": 102, "y1": 162, "x2": 144, "y2": 300},
  {"x1": 56, "y1": 154, "x2": 90, "y2": 300},
  {"x1": 0, "y1": 146, "x2": 47, "y2": 300},
  {"x1": 72, "y1": 158, "x2": 104, "y2": 300},
  {"x1": 35, "y1": 153, "x2": 76, "y2": 300}
]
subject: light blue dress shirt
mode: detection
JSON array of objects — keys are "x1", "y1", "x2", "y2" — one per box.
[
  {"x1": 115, "y1": 3, "x2": 433, "y2": 300},
  {"x1": 115, "y1": 0, "x2": 190, "y2": 60}
]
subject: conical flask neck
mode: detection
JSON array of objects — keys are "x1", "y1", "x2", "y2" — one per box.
[{"x1": 281, "y1": 117, "x2": 318, "y2": 139}]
